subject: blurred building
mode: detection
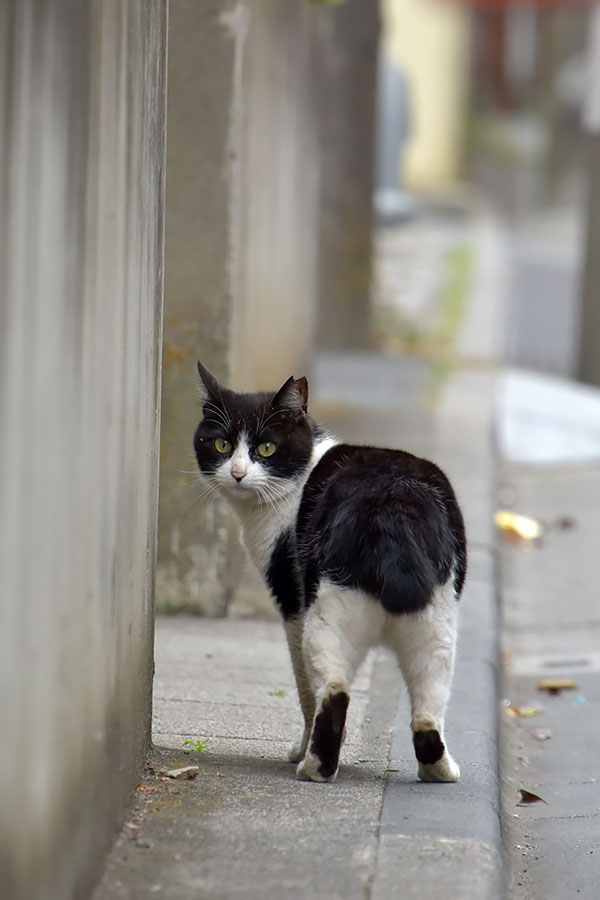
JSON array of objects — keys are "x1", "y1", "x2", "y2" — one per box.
[{"x1": 381, "y1": 0, "x2": 470, "y2": 193}]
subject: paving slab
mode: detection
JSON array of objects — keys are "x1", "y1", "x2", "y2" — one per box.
[{"x1": 93, "y1": 619, "x2": 401, "y2": 900}]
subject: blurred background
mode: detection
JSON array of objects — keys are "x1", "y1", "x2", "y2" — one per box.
[
  {"x1": 2, "y1": 1, "x2": 600, "y2": 897},
  {"x1": 159, "y1": 0, "x2": 600, "y2": 617}
]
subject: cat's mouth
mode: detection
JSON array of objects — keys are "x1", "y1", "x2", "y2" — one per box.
[{"x1": 223, "y1": 480, "x2": 255, "y2": 499}]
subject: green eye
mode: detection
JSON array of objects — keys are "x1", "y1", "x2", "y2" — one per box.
[
  {"x1": 257, "y1": 442, "x2": 276, "y2": 458},
  {"x1": 214, "y1": 438, "x2": 232, "y2": 454}
]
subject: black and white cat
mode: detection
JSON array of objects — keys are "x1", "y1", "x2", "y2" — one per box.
[{"x1": 194, "y1": 362, "x2": 467, "y2": 784}]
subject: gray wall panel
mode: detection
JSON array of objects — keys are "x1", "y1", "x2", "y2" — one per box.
[{"x1": 0, "y1": 2, "x2": 168, "y2": 898}]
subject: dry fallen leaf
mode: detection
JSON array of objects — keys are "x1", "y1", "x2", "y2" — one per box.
[
  {"x1": 555, "y1": 515, "x2": 576, "y2": 530},
  {"x1": 533, "y1": 729, "x2": 553, "y2": 742},
  {"x1": 537, "y1": 678, "x2": 578, "y2": 695},
  {"x1": 517, "y1": 789, "x2": 548, "y2": 807},
  {"x1": 505, "y1": 704, "x2": 544, "y2": 718},
  {"x1": 495, "y1": 510, "x2": 544, "y2": 543}
]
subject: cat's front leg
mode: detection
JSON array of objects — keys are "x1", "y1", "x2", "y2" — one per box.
[{"x1": 284, "y1": 617, "x2": 315, "y2": 762}]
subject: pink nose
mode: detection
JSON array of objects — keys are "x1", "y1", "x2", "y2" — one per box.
[{"x1": 231, "y1": 470, "x2": 246, "y2": 483}]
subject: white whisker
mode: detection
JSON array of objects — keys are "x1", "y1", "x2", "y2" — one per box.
[
  {"x1": 258, "y1": 409, "x2": 287, "y2": 433},
  {"x1": 201, "y1": 399, "x2": 231, "y2": 429},
  {"x1": 176, "y1": 480, "x2": 221, "y2": 525}
]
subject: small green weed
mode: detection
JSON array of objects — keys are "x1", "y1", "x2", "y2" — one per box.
[
  {"x1": 269, "y1": 689, "x2": 286, "y2": 697},
  {"x1": 182, "y1": 738, "x2": 209, "y2": 753}
]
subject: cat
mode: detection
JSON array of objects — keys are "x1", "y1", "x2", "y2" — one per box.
[{"x1": 193, "y1": 362, "x2": 467, "y2": 784}]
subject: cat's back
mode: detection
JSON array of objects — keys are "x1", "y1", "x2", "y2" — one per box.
[
  {"x1": 300, "y1": 443, "x2": 460, "y2": 519},
  {"x1": 296, "y1": 443, "x2": 466, "y2": 613}
]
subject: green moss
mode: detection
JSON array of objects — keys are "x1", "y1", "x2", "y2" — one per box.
[{"x1": 436, "y1": 245, "x2": 473, "y2": 347}]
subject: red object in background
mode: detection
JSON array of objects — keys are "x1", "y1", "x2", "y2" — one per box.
[{"x1": 450, "y1": 1, "x2": 592, "y2": 5}]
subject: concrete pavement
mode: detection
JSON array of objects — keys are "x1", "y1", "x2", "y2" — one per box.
[
  {"x1": 498, "y1": 372, "x2": 600, "y2": 898},
  {"x1": 93, "y1": 351, "x2": 503, "y2": 900},
  {"x1": 90, "y1": 208, "x2": 600, "y2": 898}
]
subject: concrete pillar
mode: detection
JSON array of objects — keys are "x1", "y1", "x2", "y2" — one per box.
[
  {"x1": 578, "y1": 138, "x2": 600, "y2": 388},
  {"x1": 0, "y1": 2, "x2": 168, "y2": 898},
  {"x1": 157, "y1": 0, "x2": 245, "y2": 616},
  {"x1": 158, "y1": 0, "x2": 324, "y2": 616},
  {"x1": 579, "y1": 7, "x2": 600, "y2": 387},
  {"x1": 316, "y1": 0, "x2": 380, "y2": 350},
  {"x1": 231, "y1": 0, "x2": 323, "y2": 391}
]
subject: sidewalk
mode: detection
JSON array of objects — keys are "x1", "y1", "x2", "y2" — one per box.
[
  {"x1": 90, "y1": 207, "x2": 600, "y2": 898},
  {"x1": 93, "y1": 348, "x2": 503, "y2": 899},
  {"x1": 498, "y1": 370, "x2": 600, "y2": 898}
]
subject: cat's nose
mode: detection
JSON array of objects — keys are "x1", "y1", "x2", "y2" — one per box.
[{"x1": 231, "y1": 470, "x2": 247, "y2": 483}]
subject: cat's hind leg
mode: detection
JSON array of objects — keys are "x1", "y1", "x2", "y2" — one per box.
[
  {"x1": 296, "y1": 582, "x2": 381, "y2": 783},
  {"x1": 284, "y1": 617, "x2": 315, "y2": 762},
  {"x1": 390, "y1": 578, "x2": 460, "y2": 783}
]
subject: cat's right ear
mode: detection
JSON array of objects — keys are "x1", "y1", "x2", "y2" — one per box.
[
  {"x1": 197, "y1": 361, "x2": 222, "y2": 401},
  {"x1": 272, "y1": 375, "x2": 309, "y2": 415}
]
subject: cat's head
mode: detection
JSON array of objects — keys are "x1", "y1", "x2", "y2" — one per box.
[{"x1": 193, "y1": 362, "x2": 315, "y2": 505}]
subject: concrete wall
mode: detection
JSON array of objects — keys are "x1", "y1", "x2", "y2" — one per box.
[
  {"x1": 0, "y1": 2, "x2": 168, "y2": 898},
  {"x1": 157, "y1": 0, "x2": 325, "y2": 616}
]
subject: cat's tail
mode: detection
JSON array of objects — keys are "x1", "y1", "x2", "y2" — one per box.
[
  {"x1": 377, "y1": 538, "x2": 439, "y2": 614},
  {"x1": 374, "y1": 496, "x2": 457, "y2": 614}
]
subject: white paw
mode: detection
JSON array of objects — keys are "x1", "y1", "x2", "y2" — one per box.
[
  {"x1": 418, "y1": 753, "x2": 460, "y2": 783},
  {"x1": 287, "y1": 732, "x2": 309, "y2": 763},
  {"x1": 296, "y1": 752, "x2": 337, "y2": 783}
]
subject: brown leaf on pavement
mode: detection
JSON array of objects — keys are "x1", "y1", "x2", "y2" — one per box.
[
  {"x1": 517, "y1": 789, "x2": 548, "y2": 807},
  {"x1": 554, "y1": 515, "x2": 576, "y2": 530},
  {"x1": 533, "y1": 729, "x2": 553, "y2": 742},
  {"x1": 537, "y1": 678, "x2": 578, "y2": 695},
  {"x1": 495, "y1": 510, "x2": 544, "y2": 543},
  {"x1": 505, "y1": 703, "x2": 543, "y2": 718}
]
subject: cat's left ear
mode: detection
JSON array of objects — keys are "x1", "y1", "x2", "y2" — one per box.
[{"x1": 272, "y1": 375, "x2": 308, "y2": 415}]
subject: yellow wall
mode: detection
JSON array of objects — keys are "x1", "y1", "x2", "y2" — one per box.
[{"x1": 382, "y1": 0, "x2": 470, "y2": 190}]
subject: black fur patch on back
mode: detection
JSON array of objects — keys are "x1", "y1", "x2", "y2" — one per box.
[
  {"x1": 266, "y1": 531, "x2": 302, "y2": 619},
  {"x1": 309, "y1": 691, "x2": 349, "y2": 779},
  {"x1": 297, "y1": 444, "x2": 467, "y2": 614},
  {"x1": 413, "y1": 729, "x2": 445, "y2": 765}
]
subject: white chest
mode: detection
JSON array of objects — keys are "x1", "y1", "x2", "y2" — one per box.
[{"x1": 236, "y1": 491, "x2": 299, "y2": 576}]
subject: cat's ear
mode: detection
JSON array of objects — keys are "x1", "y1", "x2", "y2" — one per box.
[
  {"x1": 197, "y1": 361, "x2": 223, "y2": 400},
  {"x1": 272, "y1": 375, "x2": 308, "y2": 414}
]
